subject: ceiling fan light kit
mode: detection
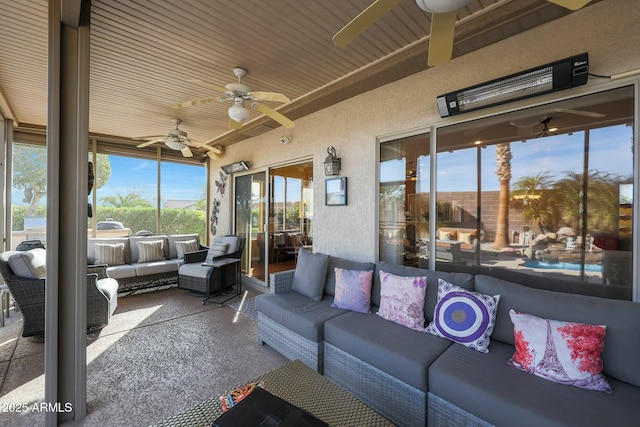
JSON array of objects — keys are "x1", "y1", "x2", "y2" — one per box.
[
  {"x1": 228, "y1": 103, "x2": 251, "y2": 123},
  {"x1": 134, "y1": 118, "x2": 222, "y2": 159},
  {"x1": 436, "y1": 52, "x2": 589, "y2": 118},
  {"x1": 177, "y1": 68, "x2": 294, "y2": 129}
]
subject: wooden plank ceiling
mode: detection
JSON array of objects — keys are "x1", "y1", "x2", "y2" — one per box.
[{"x1": 0, "y1": 0, "x2": 593, "y2": 159}]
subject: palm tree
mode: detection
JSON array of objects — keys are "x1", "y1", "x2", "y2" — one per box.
[
  {"x1": 512, "y1": 172, "x2": 556, "y2": 233},
  {"x1": 493, "y1": 143, "x2": 512, "y2": 249}
]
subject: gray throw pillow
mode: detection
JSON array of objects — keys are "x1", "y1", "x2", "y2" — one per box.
[{"x1": 291, "y1": 249, "x2": 329, "y2": 301}]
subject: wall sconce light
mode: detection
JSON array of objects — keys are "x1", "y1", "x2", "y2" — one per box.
[{"x1": 323, "y1": 146, "x2": 341, "y2": 176}]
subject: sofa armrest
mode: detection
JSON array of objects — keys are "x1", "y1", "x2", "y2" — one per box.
[
  {"x1": 88, "y1": 264, "x2": 109, "y2": 280},
  {"x1": 269, "y1": 270, "x2": 295, "y2": 294},
  {"x1": 184, "y1": 249, "x2": 208, "y2": 264},
  {"x1": 86, "y1": 273, "x2": 110, "y2": 329}
]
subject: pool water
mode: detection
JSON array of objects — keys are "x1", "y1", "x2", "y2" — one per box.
[{"x1": 523, "y1": 260, "x2": 603, "y2": 273}]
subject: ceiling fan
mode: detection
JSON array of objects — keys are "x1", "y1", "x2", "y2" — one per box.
[
  {"x1": 175, "y1": 68, "x2": 294, "y2": 130},
  {"x1": 333, "y1": 0, "x2": 593, "y2": 67},
  {"x1": 133, "y1": 119, "x2": 224, "y2": 159}
]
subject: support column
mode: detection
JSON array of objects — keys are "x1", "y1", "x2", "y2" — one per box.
[{"x1": 45, "y1": 0, "x2": 90, "y2": 425}]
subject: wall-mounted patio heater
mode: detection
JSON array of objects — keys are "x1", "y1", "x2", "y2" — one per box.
[
  {"x1": 221, "y1": 161, "x2": 249, "y2": 174},
  {"x1": 436, "y1": 53, "x2": 589, "y2": 118}
]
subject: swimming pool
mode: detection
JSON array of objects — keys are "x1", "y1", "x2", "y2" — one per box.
[{"x1": 522, "y1": 260, "x2": 602, "y2": 273}]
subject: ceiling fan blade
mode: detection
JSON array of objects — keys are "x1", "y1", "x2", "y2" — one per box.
[
  {"x1": 332, "y1": 0, "x2": 403, "y2": 46},
  {"x1": 181, "y1": 146, "x2": 193, "y2": 157},
  {"x1": 254, "y1": 103, "x2": 295, "y2": 129},
  {"x1": 427, "y1": 11, "x2": 457, "y2": 67},
  {"x1": 132, "y1": 134, "x2": 164, "y2": 141},
  {"x1": 229, "y1": 118, "x2": 242, "y2": 130},
  {"x1": 173, "y1": 97, "x2": 219, "y2": 109},
  {"x1": 249, "y1": 91, "x2": 290, "y2": 103},
  {"x1": 552, "y1": 108, "x2": 605, "y2": 118},
  {"x1": 187, "y1": 79, "x2": 228, "y2": 94},
  {"x1": 546, "y1": 0, "x2": 592, "y2": 10},
  {"x1": 136, "y1": 138, "x2": 163, "y2": 148}
]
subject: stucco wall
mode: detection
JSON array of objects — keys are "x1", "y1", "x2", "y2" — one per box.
[{"x1": 211, "y1": 0, "x2": 640, "y2": 263}]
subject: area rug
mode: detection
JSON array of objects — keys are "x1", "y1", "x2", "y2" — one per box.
[{"x1": 229, "y1": 296, "x2": 257, "y2": 321}]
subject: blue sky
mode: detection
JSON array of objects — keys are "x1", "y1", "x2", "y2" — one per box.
[
  {"x1": 381, "y1": 124, "x2": 633, "y2": 193},
  {"x1": 12, "y1": 155, "x2": 206, "y2": 207}
]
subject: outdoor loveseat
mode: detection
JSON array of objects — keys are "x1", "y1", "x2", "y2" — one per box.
[{"x1": 255, "y1": 249, "x2": 640, "y2": 427}]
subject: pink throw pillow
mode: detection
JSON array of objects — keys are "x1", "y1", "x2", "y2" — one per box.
[
  {"x1": 508, "y1": 310, "x2": 611, "y2": 394},
  {"x1": 376, "y1": 270, "x2": 427, "y2": 331},
  {"x1": 331, "y1": 267, "x2": 374, "y2": 314}
]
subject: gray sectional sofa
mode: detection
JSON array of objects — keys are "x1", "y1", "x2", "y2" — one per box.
[
  {"x1": 255, "y1": 249, "x2": 640, "y2": 427},
  {"x1": 87, "y1": 234, "x2": 203, "y2": 293}
]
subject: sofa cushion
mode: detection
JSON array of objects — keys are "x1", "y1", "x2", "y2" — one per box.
[
  {"x1": 129, "y1": 236, "x2": 169, "y2": 263},
  {"x1": 208, "y1": 242, "x2": 228, "y2": 257},
  {"x1": 291, "y1": 249, "x2": 329, "y2": 302},
  {"x1": 429, "y1": 341, "x2": 640, "y2": 427},
  {"x1": 88, "y1": 237, "x2": 131, "y2": 264},
  {"x1": 8, "y1": 248, "x2": 46, "y2": 279},
  {"x1": 255, "y1": 292, "x2": 346, "y2": 342},
  {"x1": 136, "y1": 240, "x2": 166, "y2": 263},
  {"x1": 94, "y1": 243, "x2": 126, "y2": 266},
  {"x1": 212, "y1": 235, "x2": 242, "y2": 254},
  {"x1": 324, "y1": 311, "x2": 452, "y2": 391},
  {"x1": 474, "y1": 274, "x2": 640, "y2": 387},
  {"x1": 175, "y1": 239, "x2": 200, "y2": 259},
  {"x1": 324, "y1": 256, "x2": 376, "y2": 296},
  {"x1": 168, "y1": 234, "x2": 200, "y2": 259},
  {"x1": 377, "y1": 270, "x2": 427, "y2": 331},
  {"x1": 374, "y1": 261, "x2": 474, "y2": 321},
  {"x1": 97, "y1": 277, "x2": 119, "y2": 301},
  {"x1": 133, "y1": 260, "x2": 179, "y2": 276},
  {"x1": 330, "y1": 267, "x2": 373, "y2": 314},
  {"x1": 106, "y1": 264, "x2": 137, "y2": 280},
  {"x1": 508, "y1": 309, "x2": 611, "y2": 393},
  {"x1": 426, "y1": 279, "x2": 499, "y2": 353}
]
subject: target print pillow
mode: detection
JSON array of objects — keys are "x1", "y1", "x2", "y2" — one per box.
[{"x1": 425, "y1": 279, "x2": 500, "y2": 353}]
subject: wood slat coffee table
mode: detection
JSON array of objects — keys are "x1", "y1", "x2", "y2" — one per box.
[{"x1": 153, "y1": 360, "x2": 395, "y2": 426}]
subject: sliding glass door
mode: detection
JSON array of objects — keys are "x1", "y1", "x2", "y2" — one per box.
[
  {"x1": 235, "y1": 171, "x2": 267, "y2": 283},
  {"x1": 234, "y1": 161, "x2": 313, "y2": 287}
]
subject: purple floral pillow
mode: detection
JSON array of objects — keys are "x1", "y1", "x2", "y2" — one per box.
[
  {"x1": 331, "y1": 268, "x2": 374, "y2": 314},
  {"x1": 376, "y1": 270, "x2": 427, "y2": 331}
]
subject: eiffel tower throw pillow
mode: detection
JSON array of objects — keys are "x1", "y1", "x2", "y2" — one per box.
[{"x1": 508, "y1": 310, "x2": 612, "y2": 394}]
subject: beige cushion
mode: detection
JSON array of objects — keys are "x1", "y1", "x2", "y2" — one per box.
[
  {"x1": 175, "y1": 239, "x2": 199, "y2": 259},
  {"x1": 438, "y1": 231, "x2": 452, "y2": 241},
  {"x1": 95, "y1": 243, "x2": 126, "y2": 266},
  {"x1": 136, "y1": 240, "x2": 165, "y2": 263},
  {"x1": 458, "y1": 232, "x2": 474, "y2": 244},
  {"x1": 8, "y1": 248, "x2": 46, "y2": 279}
]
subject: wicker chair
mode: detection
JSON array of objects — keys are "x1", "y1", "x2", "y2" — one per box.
[
  {"x1": 178, "y1": 235, "x2": 245, "y2": 295},
  {"x1": 0, "y1": 252, "x2": 118, "y2": 338}
]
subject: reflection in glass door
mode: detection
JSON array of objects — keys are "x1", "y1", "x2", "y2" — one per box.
[
  {"x1": 234, "y1": 172, "x2": 267, "y2": 284},
  {"x1": 269, "y1": 162, "x2": 313, "y2": 276}
]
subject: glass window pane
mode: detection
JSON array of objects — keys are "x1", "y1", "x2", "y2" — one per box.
[
  {"x1": 160, "y1": 161, "x2": 207, "y2": 241},
  {"x1": 12, "y1": 143, "x2": 47, "y2": 249},
  {"x1": 379, "y1": 133, "x2": 430, "y2": 266},
  {"x1": 94, "y1": 155, "x2": 157, "y2": 236},
  {"x1": 433, "y1": 86, "x2": 634, "y2": 300}
]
